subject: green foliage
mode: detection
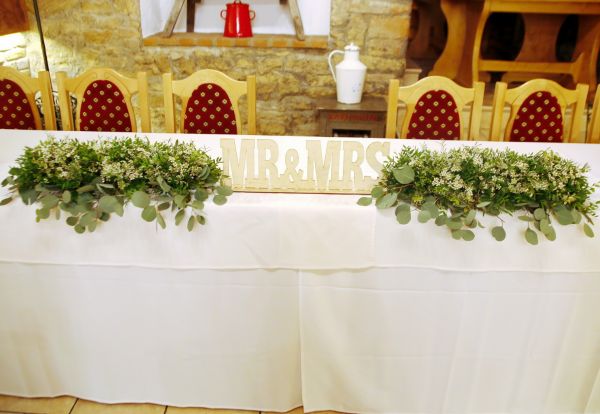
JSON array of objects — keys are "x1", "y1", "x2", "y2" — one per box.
[
  {"x1": 357, "y1": 146, "x2": 598, "y2": 243},
  {"x1": 1, "y1": 136, "x2": 232, "y2": 233}
]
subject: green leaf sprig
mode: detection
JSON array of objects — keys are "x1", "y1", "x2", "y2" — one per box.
[
  {"x1": 358, "y1": 146, "x2": 598, "y2": 244},
  {"x1": 1, "y1": 136, "x2": 232, "y2": 233}
]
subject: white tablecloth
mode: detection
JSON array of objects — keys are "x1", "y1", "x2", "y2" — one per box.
[{"x1": 1, "y1": 130, "x2": 599, "y2": 413}]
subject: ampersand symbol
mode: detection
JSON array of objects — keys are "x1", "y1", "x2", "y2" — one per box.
[{"x1": 280, "y1": 149, "x2": 303, "y2": 186}]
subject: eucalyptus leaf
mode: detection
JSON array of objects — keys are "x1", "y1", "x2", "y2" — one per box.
[
  {"x1": 195, "y1": 188, "x2": 209, "y2": 201},
  {"x1": 435, "y1": 213, "x2": 448, "y2": 226},
  {"x1": 357, "y1": 197, "x2": 372, "y2": 206},
  {"x1": 141, "y1": 206, "x2": 157, "y2": 222},
  {"x1": 491, "y1": 226, "x2": 506, "y2": 241},
  {"x1": 77, "y1": 184, "x2": 95, "y2": 193},
  {"x1": 87, "y1": 221, "x2": 97, "y2": 233},
  {"x1": 371, "y1": 186, "x2": 384, "y2": 199},
  {"x1": 156, "y1": 176, "x2": 171, "y2": 192},
  {"x1": 191, "y1": 200, "x2": 205, "y2": 210},
  {"x1": 99, "y1": 212, "x2": 110, "y2": 222},
  {"x1": 196, "y1": 215, "x2": 206, "y2": 225},
  {"x1": 156, "y1": 213, "x2": 166, "y2": 229},
  {"x1": 157, "y1": 202, "x2": 171, "y2": 211},
  {"x1": 571, "y1": 210, "x2": 582, "y2": 224},
  {"x1": 0, "y1": 196, "x2": 12, "y2": 206},
  {"x1": 396, "y1": 209, "x2": 411, "y2": 225},
  {"x1": 66, "y1": 216, "x2": 79, "y2": 226},
  {"x1": 40, "y1": 195, "x2": 59, "y2": 209},
  {"x1": 417, "y1": 209, "x2": 432, "y2": 223},
  {"x1": 36, "y1": 208, "x2": 50, "y2": 219},
  {"x1": 451, "y1": 229, "x2": 462, "y2": 240},
  {"x1": 554, "y1": 205, "x2": 573, "y2": 225},
  {"x1": 544, "y1": 226, "x2": 556, "y2": 241},
  {"x1": 187, "y1": 216, "x2": 195, "y2": 231},
  {"x1": 98, "y1": 195, "x2": 119, "y2": 213},
  {"x1": 525, "y1": 228, "x2": 539, "y2": 245},
  {"x1": 62, "y1": 191, "x2": 72, "y2": 203},
  {"x1": 175, "y1": 209, "x2": 186, "y2": 225},
  {"x1": 376, "y1": 192, "x2": 397, "y2": 209},
  {"x1": 131, "y1": 191, "x2": 150, "y2": 209},
  {"x1": 518, "y1": 215, "x2": 534, "y2": 222},
  {"x1": 19, "y1": 189, "x2": 37, "y2": 205},
  {"x1": 461, "y1": 229, "x2": 475, "y2": 241},
  {"x1": 79, "y1": 212, "x2": 95, "y2": 227},
  {"x1": 533, "y1": 208, "x2": 546, "y2": 221},
  {"x1": 213, "y1": 194, "x2": 228, "y2": 205},
  {"x1": 422, "y1": 201, "x2": 439, "y2": 217},
  {"x1": 584, "y1": 223, "x2": 595, "y2": 238},
  {"x1": 216, "y1": 186, "x2": 233, "y2": 196},
  {"x1": 74, "y1": 224, "x2": 85, "y2": 234},
  {"x1": 476, "y1": 201, "x2": 491, "y2": 208},
  {"x1": 465, "y1": 210, "x2": 476, "y2": 225},
  {"x1": 174, "y1": 194, "x2": 186, "y2": 209},
  {"x1": 393, "y1": 165, "x2": 415, "y2": 184},
  {"x1": 447, "y1": 219, "x2": 463, "y2": 231}
]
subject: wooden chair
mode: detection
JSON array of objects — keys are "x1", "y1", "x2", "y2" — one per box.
[
  {"x1": 385, "y1": 76, "x2": 485, "y2": 140},
  {"x1": 57, "y1": 68, "x2": 150, "y2": 133},
  {"x1": 0, "y1": 66, "x2": 56, "y2": 130},
  {"x1": 587, "y1": 84, "x2": 600, "y2": 143},
  {"x1": 490, "y1": 79, "x2": 589, "y2": 143},
  {"x1": 163, "y1": 69, "x2": 256, "y2": 135}
]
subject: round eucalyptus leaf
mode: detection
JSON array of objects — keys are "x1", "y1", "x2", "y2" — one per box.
[
  {"x1": 491, "y1": 226, "x2": 506, "y2": 241},
  {"x1": 87, "y1": 221, "x2": 97, "y2": 233},
  {"x1": 98, "y1": 195, "x2": 119, "y2": 213},
  {"x1": 357, "y1": 197, "x2": 372, "y2": 206},
  {"x1": 461, "y1": 229, "x2": 475, "y2": 241},
  {"x1": 584, "y1": 223, "x2": 595, "y2": 238},
  {"x1": 216, "y1": 186, "x2": 233, "y2": 196},
  {"x1": 376, "y1": 192, "x2": 397, "y2": 209},
  {"x1": 525, "y1": 228, "x2": 539, "y2": 245},
  {"x1": 41, "y1": 195, "x2": 59, "y2": 209},
  {"x1": 571, "y1": 210, "x2": 582, "y2": 224},
  {"x1": 66, "y1": 216, "x2": 79, "y2": 226},
  {"x1": 435, "y1": 213, "x2": 448, "y2": 226},
  {"x1": 422, "y1": 201, "x2": 439, "y2": 217},
  {"x1": 451, "y1": 229, "x2": 462, "y2": 240},
  {"x1": 540, "y1": 218, "x2": 551, "y2": 233},
  {"x1": 62, "y1": 191, "x2": 72, "y2": 203},
  {"x1": 213, "y1": 194, "x2": 228, "y2": 205},
  {"x1": 447, "y1": 219, "x2": 463, "y2": 231},
  {"x1": 174, "y1": 194, "x2": 186, "y2": 209},
  {"x1": 36, "y1": 208, "x2": 50, "y2": 219},
  {"x1": 533, "y1": 208, "x2": 546, "y2": 221},
  {"x1": 157, "y1": 202, "x2": 171, "y2": 211},
  {"x1": 141, "y1": 206, "x2": 157, "y2": 222},
  {"x1": 79, "y1": 212, "x2": 95, "y2": 227},
  {"x1": 370, "y1": 186, "x2": 384, "y2": 199},
  {"x1": 187, "y1": 216, "x2": 195, "y2": 232},
  {"x1": 191, "y1": 200, "x2": 205, "y2": 210},
  {"x1": 99, "y1": 212, "x2": 111, "y2": 222},
  {"x1": 131, "y1": 191, "x2": 150, "y2": 209},
  {"x1": 74, "y1": 224, "x2": 85, "y2": 234},
  {"x1": 196, "y1": 215, "x2": 206, "y2": 225},
  {"x1": 396, "y1": 209, "x2": 411, "y2": 225},
  {"x1": 465, "y1": 210, "x2": 476, "y2": 225},
  {"x1": 417, "y1": 209, "x2": 432, "y2": 223},
  {"x1": 195, "y1": 188, "x2": 209, "y2": 201},
  {"x1": 393, "y1": 165, "x2": 415, "y2": 184}
]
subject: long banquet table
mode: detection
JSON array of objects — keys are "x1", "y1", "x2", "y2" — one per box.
[{"x1": 1, "y1": 130, "x2": 600, "y2": 414}]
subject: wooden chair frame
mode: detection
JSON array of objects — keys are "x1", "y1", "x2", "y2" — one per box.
[
  {"x1": 385, "y1": 75, "x2": 485, "y2": 140},
  {"x1": 57, "y1": 68, "x2": 150, "y2": 133},
  {"x1": 0, "y1": 66, "x2": 56, "y2": 130},
  {"x1": 490, "y1": 79, "x2": 589, "y2": 143},
  {"x1": 163, "y1": 69, "x2": 256, "y2": 135},
  {"x1": 588, "y1": 84, "x2": 600, "y2": 143}
]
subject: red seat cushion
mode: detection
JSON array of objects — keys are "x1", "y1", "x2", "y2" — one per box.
[
  {"x1": 79, "y1": 80, "x2": 133, "y2": 132},
  {"x1": 406, "y1": 89, "x2": 461, "y2": 140},
  {"x1": 183, "y1": 83, "x2": 238, "y2": 134},
  {"x1": 0, "y1": 79, "x2": 38, "y2": 130},
  {"x1": 509, "y1": 91, "x2": 563, "y2": 142}
]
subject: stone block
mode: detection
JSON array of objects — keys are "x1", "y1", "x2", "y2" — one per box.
[
  {"x1": 348, "y1": 0, "x2": 412, "y2": 15},
  {"x1": 368, "y1": 15, "x2": 411, "y2": 40}
]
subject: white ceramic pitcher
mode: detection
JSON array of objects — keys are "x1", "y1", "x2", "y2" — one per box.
[{"x1": 328, "y1": 43, "x2": 367, "y2": 104}]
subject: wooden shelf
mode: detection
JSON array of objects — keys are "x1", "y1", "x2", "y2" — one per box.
[{"x1": 143, "y1": 33, "x2": 328, "y2": 49}]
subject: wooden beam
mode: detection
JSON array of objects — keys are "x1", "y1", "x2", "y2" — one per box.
[
  {"x1": 186, "y1": 0, "x2": 201, "y2": 32},
  {"x1": 287, "y1": 0, "x2": 305, "y2": 41},
  {"x1": 161, "y1": 0, "x2": 186, "y2": 38}
]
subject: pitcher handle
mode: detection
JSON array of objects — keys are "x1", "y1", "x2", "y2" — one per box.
[
  {"x1": 327, "y1": 50, "x2": 343, "y2": 83},
  {"x1": 250, "y1": 10, "x2": 255, "y2": 20},
  {"x1": 220, "y1": 9, "x2": 227, "y2": 19}
]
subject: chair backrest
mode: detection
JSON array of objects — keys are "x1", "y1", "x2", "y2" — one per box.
[
  {"x1": 163, "y1": 69, "x2": 256, "y2": 135},
  {"x1": 490, "y1": 79, "x2": 588, "y2": 143},
  {"x1": 57, "y1": 68, "x2": 150, "y2": 133},
  {"x1": 588, "y1": 84, "x2": 600, "y2": 143},
  {"x1": 0, "y1": 66, "x2": 56, "y2": 130},
  {"x1": 385, "y1": 76, "x2": 485, "y2": 140}
]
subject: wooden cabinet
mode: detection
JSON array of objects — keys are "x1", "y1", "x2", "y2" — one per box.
[
  {"x1": 317, "y1": 97, "x2": 387, "y2": 138},
  {"x1": 0, "y1": 0, "x2": 29, "y2": 36}
]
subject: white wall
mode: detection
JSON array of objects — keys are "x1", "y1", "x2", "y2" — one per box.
[{"x1": 140, "y1": 0, "x2": 331, "y2": 37}]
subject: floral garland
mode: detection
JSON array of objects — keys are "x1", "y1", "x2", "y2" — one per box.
[
  {"x1": 1, "y1": 136, "x2": 232, "y2": 233},
  {"x1": 358, "y1": 146, "x2": 598, "y2": 243}
]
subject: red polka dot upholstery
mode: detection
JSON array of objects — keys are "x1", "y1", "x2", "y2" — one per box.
[
  {"x1": 407, "y1": 89, "x2": 461, "y2": 140},
  {"x1": 183, "y1": 83, "x2": 237, "y2": 134},
  {"x1": 0, "y1": 79, "x2": 37, "y2": 130},
  {"x1": 79, "y1": 80, "x2": 132, "y2": 132},
  {"x1": 509, "y1": 91, "x2": 563, "y2": 143}
]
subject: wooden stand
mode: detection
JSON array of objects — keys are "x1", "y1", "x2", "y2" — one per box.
[{"x1": 317, "y1": 97, "x2": 387, "y2": 138}]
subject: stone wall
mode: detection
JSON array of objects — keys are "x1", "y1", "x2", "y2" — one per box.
[
  {"x1": 2, "y1": 0, "x2": 411, "y2": 135},
  {"x1": 0, "y1": 33, "x2": 30, "y2": 73}
]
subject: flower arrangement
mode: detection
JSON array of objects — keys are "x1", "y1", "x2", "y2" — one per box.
[
  {"x1": 358, "y1": 146, "x2": 598, "y2": 244},
  {"x1": 0, "y1": 136, "x2": 232, "y2": 233}
]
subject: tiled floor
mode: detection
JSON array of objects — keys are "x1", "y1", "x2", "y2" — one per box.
[{"x1": 0, "y1": 395, "x2": 340, "y2": 414}]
